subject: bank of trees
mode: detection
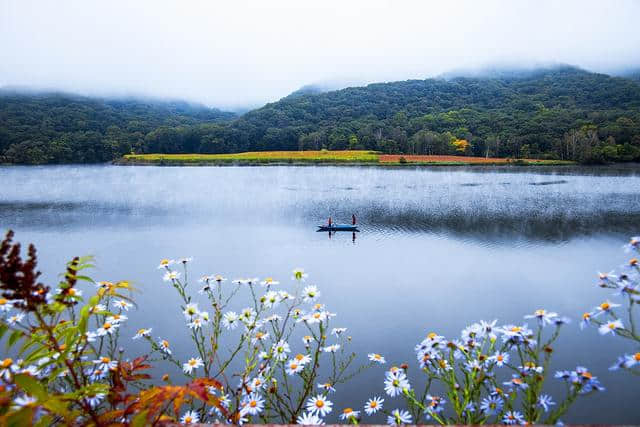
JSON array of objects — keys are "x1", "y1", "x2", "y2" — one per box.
[{"x1": 2, "y1": 67, "x2": 640, "y2": 164}]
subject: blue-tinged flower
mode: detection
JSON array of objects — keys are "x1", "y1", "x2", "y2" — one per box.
[
  {"x1": 593, "y1": 300, "x2": 621, "y2": 317},
  {"x1": 424, "y1": 394, "x2": 445, "y2": 417},
  {"x1": 598, "y1": 319, "x2": 623, "y2": 335},
  {"x1": 490, "y1": 351, "x2": 509, "y2": 367},
  {"x1": 609, "y1": 355, "x2": 627, "y2": 371},
  {"x1": 524, "y1": 309, "x2": 558, "y2": 326},
  {"x1": 480, "y1": 395, "x2": 503, "y2": 415},
  {"x1": 387, "y1": 409, "x2": 412, "y2": 425},
  {"x1": 579, "y1": 312, "x2": 593, "y2": 330},
  {"x1": 623, "y1": 352, "x2": 640, "y2": 368},
  {"x1": 364, "y1": 396, "x2": 384, "y2": 415},
  {"x1": 624, "y1": 236, "x2": 640, "y2": 253},
  {"x1": 503, "y1": 410, "x2": 525, "y2": 425},
  {"x1": 384, "y1": 370, "x2": 411, "y2": 397},
  {"x1": 503, "y1": 375, "x2": 528, "y2": 391},
  {"x1": 537, "y1": 394, "x2": 555, "y2": 412}
]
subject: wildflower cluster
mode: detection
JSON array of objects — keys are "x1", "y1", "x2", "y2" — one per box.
[
  {"x1": 582, "y1": 236, "x2": 640, "y2": 373},
  {"x1": 363, "y1": 313, "x2": 602, "y2": 425},
  {"x1": 155, "y1": 261, "x2": 368, "y2": 424}
]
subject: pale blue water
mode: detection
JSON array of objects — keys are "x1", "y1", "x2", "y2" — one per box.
[{"x1": 1, "y1": 164, "x2": 639, "y2": 423}]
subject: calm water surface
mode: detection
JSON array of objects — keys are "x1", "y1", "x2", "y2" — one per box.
[{"x1": 1, "y1": 164, "x2": 639, "y2": 423}]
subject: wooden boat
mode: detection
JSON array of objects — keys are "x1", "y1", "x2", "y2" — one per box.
[{"x1": 317, "y1": 224, "x2": 359, "y2": 232}]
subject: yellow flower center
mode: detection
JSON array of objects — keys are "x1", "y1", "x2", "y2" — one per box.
[
  {"x1": 68, "y1": 288, "x2": 77, "y2": 296},
  {"x1": 137, "y1": 329, "x2": 146, "y2": 335},
  {"x1": 510, "y1": 326, "x2": 521, "y2": 333},
  {"x1": 290, "y1": 363, "x2": 298, "y2": 370},
  {"x1": 497, "y1": 355, "x2": 504, "y2": 361},
  {"x1": 427, "y1": 332, "x2": 437, "y2": 339},
  {"x1": 101, "y1": 357, "x2": 110, "y2": 363},
  {"x1": 250, "y1": 400, "x2": 257, "y2": 408},
  {"x1": 0, "y1": 299, "x2": 7, "y2": 305},
  {"x1": 295, "y1": 354, "x2": 304, "y2": 361},
  {"x1": 162, "y1": 340, "x2": 169, "y2": 347},
  {"x1": 184, "y1": 416, "x2": 192, "y2": 423},
  {"x1": 313, "y1": 313, "x2": 321, "y2": 319},
  {"x1": 315, "y1": 400, "x2": 324, "y2": 408},
  {"x1": 160, "y1": 259, "x2": 169, "y2": 265},
  {"x1": 609, "y1": 323, "x2": 616, "y2": 329},
  {"x1": 370, "y1": 401, "x2": 377, "y2": 408},
  {"x1": 343, "y1": 408, "x2": 353, "y2": 414},
  {"x1": 600, "y1": 302, "x2": 610, "y2": 310},
  {"x1": 1, "y1": 359, "x2": 12, "y2": 368},
  {"x1": 189, "y1": 360, "x2": 197, "y2": 366},
  {"x1": 535, "y1": 309, "x2": 545, "y2": 316},
  {"x1": 582, "y1": 312, "x2": 591, "y2": 319},
  {"x1": 635, "y1": 353, "x2": 640, "y2": 362},
  {"x1": 103, "y1": 322, "x2": 112, "y2": 330}
]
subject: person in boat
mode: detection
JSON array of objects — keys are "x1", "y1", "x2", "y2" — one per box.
[
  {"x1": 352, "y1": 214, "x2": 356, "y2": 225},
  {"x1": 328, "y1": 216, "x2": 332, "y2": 228}
]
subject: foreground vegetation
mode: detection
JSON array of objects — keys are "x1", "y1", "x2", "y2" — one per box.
[
  {"x1": 2, "y1": 67, "x2": 640, "y2": 165},
  {"x1": 0, "y1": 230, "x2": 638, "y2": 425},
  {"x1": 119, "y1": 151, "x2": 574, "y2": 166}
]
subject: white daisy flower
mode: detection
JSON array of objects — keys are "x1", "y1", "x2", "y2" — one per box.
[
  {"x1": 387, "y1": 408, "x2": 412, "y2": 425},
  {"x1": 599, "y1": 319, "x2": 624, "y2": 335},
  {"x1": 293, "y1": 353, "x2": 312, "y2": 366},
  {"x1": 222, "y1": 311, "x2": 239, "y2": 329},
  {"x1": 340, "y1": 407, "x2": 360, "y2": 421},
  {"x1": 364, "y1": 396, "x2": 384, "y2": 415},
  {"x1": 188, "y1": 317, "x2": 204, "y2": 330},
  {"x1": 285, "y1": 359, "x2": 304, "y2": 375},
  {"x1": 157, "y1": 259, "x2": 175, "y2": 269},
  {"x1": 158, "y1": 338, "x2": 172, "y2": 355},
  {"x1": 180, "y1": 410, "x2": 199, "y2": 424},
  {"x1": 240, "y1": 392, "x2": 264, "y2": 416},
  {"x1": 331, "y1": 327, "x2": 347, "y2": 336},
  {"x1": 56, "y1": 287, "x2": 82, "y2": 298},
  {"x1": 594, "y1": 301, "x2": 621, "y2": 317},
  {"x1": 306, "y1": 394, "x2": 333, "y2": 417},
  {"x1": 524, "y1": 309, "x2": 558, "y2": 326},
  {"x1": 384, "y1": 371, "x2": 410, "y2": 397},
  {"x1": 260, "y1": 277, "x2": 279, "y2": 287},
  {"x1": 7, "y1": 313, "x2": 24, "y2": 325},
  {"x1": 132, "y1": 328, "x2": 152, "y2": 340},
  {"x1": 272, "y1": 340, "x2": 291, "y2": 361},
  {"x1": 368, "y1": 353, "x2": 386, "y2": 364},
  {"x1": 317, "y1": 382, "x2": 336, "y2": 393},
  {"x1": 293, "y1": 268, "x2": 308, "y2": 281},
  {"x1": 183, "y1": 357, "x2": 204, "y2": 374},
  {"x1": 297, "y1": 412, "x2": 324, "y2": 425},
  {"x1": 96, "y1": 321, "x2": 118, "y2": 336},
  {"x1": 252, "y1": 331, "x2": 270, "y2": 344},
  {"x1": 113, "y1": 300, "x2": 132, "y2": 311},
  {"x1": 106, "y1": 313, "x2": 127, "y2": 324},
  {"x1": 163, "y1": 271, "x2": 180, "y2": 282},
  {"x1": 93, "y1": 356, "x2": 118, "y2": 371},
  {"x1": 262, "y1": 291, "x2": 279, "y2": 308},
  {"x1": 89, "y1": 303, "x2": 107, "y2": 314},
  {"x1": 240, "y1": 307, "x2": 257, "y2": 323},
  {"x1": 322, "y1": 344, "x2": 340, "y2": 353},
  {"x1": 183, "y1": 303, "x2": 199, "y2": 319},
  {"x1": 0, "y1": 298, "x2": 13, "y2": 312},
  {"x1": 303, "y1": 285, "x2": 320, "y2": 303},
  {"x1": 12, "y1": 394, "x2": 36, "y2": 408}
]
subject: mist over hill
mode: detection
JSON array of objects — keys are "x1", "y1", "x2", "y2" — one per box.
[{"x1": 1, "y1": 66, "x2": 640, "y2": 164}]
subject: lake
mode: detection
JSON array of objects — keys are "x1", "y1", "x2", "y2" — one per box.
[{"x1": 1, "y1": 164, "x2": 639, "y2": 423}]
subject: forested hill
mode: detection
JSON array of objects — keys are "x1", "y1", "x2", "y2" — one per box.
[
  {"x1": 2, "y1": 66, "x2": 640, "y2": 164},
  {"x1": 0, "y1": 90, "x2": 235, "y2": 163},
  {"x1": 223, "y1": 66, "x2": 640, "y2": 162}
]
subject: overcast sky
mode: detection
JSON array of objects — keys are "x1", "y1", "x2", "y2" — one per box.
[{"x1": 1, "y1": 0, "x2": 640, "y2": 110}]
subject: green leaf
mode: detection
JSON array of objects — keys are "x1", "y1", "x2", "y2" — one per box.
[
  {"x1": 33, "y1": 414, "x2": 53, "y2": 427},
  {"x1": 13, "y1": 374, "x2": 47, "y2": 400},
  {"x1": 131, "y1": 409, "x2": 150, "y2": 427},
  {"x1": 7, "y1": 406, "x2": 34, "y2": 427},
  {"x1": 0, "y1": 323, "x2": 8, "y2": 340},
  {"x1": 6, "y1": 330, "x2": 23, "y2": 350}
]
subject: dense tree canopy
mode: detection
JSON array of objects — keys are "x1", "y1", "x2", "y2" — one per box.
[
  {"x1": 2, "y1": 67, "x2": 640, "y2": 164},
  {"x1": 0, "y1": 91, "x2": 235, "y2": 164}
]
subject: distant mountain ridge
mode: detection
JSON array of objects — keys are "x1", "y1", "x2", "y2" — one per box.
[{"x1": 1, "y1": 65, "x2": 640, "y2": 163}]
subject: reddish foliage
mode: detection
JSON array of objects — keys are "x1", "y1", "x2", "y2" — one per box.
[{"x1": 0, "y1": 230, "x2": 49, "y2": 311}]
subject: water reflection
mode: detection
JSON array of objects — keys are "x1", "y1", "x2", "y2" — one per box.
[{"x1": 1, "y1": 164, "x2": 640, "y2": 423}]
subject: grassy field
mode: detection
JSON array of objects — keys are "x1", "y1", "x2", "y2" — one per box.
[{"x1": 119, "y1": 151, "x2": 575, "y2": 166}]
